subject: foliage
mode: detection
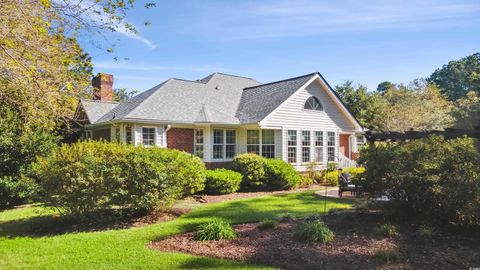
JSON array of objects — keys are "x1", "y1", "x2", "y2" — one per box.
[
  {"x1": 317, "y1": 170, "x2": 339, "y2": 186},
  {"x1": 293, "y1": 220, "x2": 334, "y2": 243},
  {"x1": 299, "y1": 175, "x2": 315, "y2": 187},
  {"x1": 277, "y1": 212, "x2": 296, "y2": 223},
  {"x1": 232, "y1": 153, "x2": 267, "y2": 190},
  {"x1": 204, "y1": 169, "x2": 242, "y2": 195},
  {"x1": 113, "y1": 88, "x2": 140, "y2": 102},
  {"x1": 358, "y1": 136, "x2": 480, "y2": 227},
  {"x1": 335, "y1": 81, "x2": 379, "y2": 126},
  {"x1": 303, "y1": 214, "x2": 323, "y2": 223},
  {"x1": 343, "y1": 167, "x2": 366, "y2": 183},
  {"x1": 374, "y1": 223, "x2": 398, "y2": 237},
  {"x1": 264, "y1": 159, "x2": 301, "y2": 190},
  {"x1": 194, "y1": 218, "x2": 237, "y2": 241},
  {"x1": 376, "y1": 81, "x2": 395, "y2": 93},
  {"x1": 370, "y1": 80, "x2": 453, "y2": 131},
  {"x1": 417, "y1": 225, "x2": 439, "y2": 238},
  {"x1": 450, "y1": 91, "x2": 480, "y2": 129},
  {"x1": 429, "y1": 52, "x2": 480, "y2": 100},
  {"x1": 258, "y1": 219, "x2": 278, "y2": 230},
  {"x1": 32, "y1": 140, "x2": 206, "y2": 216},
  {"x1": 0, "y1": 105, "x2": 58, "y2": 209},
  {"x1": 375, "y1": 248, "x2": 400, "y2": 264}
]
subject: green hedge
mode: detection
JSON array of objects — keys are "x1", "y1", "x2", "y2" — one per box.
[
  {"x1": 233, "y1": 153, "x2": 301, "y2": 191},
  {"x1": 265, "y1": 159, "x2": 301, "y2": 190},
  {"x1": 32, "y1": 140, "x2": 206, "y2": 216},
  {"x1": 204, "y1": 169, "x2": 242, "y2": 195},
  {"x1": 358, "y1": 135, "x2": 480, "y2": 227}
]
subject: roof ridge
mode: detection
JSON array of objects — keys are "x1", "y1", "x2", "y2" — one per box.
[
  {"x1": 81, "y1": 99, "x2": 119, "y2": 104},
  {"x1": 243, "y1": 72, "x2": 318, "y2": 91},
  {"x1": 213, "y1": 72, "x2": 258, "y2": 82},
  {"x1": 121, "y1": 79, "x2": 172, "y2": 119},
  {"x1": 172, "y1": 78, "x2": 208, "y2": 84}
]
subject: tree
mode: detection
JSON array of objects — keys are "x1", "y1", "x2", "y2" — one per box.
[
  {"x1": 450, "y1": 91, "x2": 480, "y2": 130},
  {"x1": 429, "y1": 53, "x2": 480, "y2": 100},
  {"x1": 371, "y1": 80, "x2": 453, "y2": 131},
  {"x1": 334, "y1": 81, "x2": 379, "y2": 127},
  {"x1": 113, "y1": 88, "x2": 139, "y2": 102},
  {"x1": 376, "y1": 81, "x2": 395, "y2": 93}
]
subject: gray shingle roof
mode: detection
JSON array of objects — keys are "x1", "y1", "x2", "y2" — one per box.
[
  {"x1": 80, "y1": 99, "x2": 119, "y2": 123},
  {"x1": 235, "y1": 73, "x2": 317, "y2": 123},
  {"x1": 81, "y1": 72, "x2": 319, "y2": 125}
]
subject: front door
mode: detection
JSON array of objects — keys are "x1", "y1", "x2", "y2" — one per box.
[{"x1": 339, "y1": 134, "x2": 350, "y2": 158}]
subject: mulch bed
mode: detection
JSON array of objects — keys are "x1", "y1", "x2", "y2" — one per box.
[{"x1": 149, "y1": 210, "x2": 480, "y2": 270}]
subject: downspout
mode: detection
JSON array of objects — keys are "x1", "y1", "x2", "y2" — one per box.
[{"x1": 164, "y1": 124, "x2": 172, "y2": 147}]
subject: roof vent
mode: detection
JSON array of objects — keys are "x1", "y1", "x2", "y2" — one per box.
[{"x1": 215, "y1": 85, "x2": 220, "y2": 90}]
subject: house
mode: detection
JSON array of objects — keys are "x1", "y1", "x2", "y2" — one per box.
[{"x1": 74, "y1": 72, "x2": 364, "y2": 170}]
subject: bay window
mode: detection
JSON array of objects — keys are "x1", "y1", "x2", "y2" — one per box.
[
  {"x1": 287, "y1": 130, "x2": 297, "y2": 163},
  {"x1": 194, "y1": 129, "x2": 204, "y2": 158},
  {"x1": 327, "y1": 131, "x2": 336, "y2": 161},
  {"x1": 247, "y1": 129, "x2": 275, "y2": 158},
  {"x1": 213, "y1": 129, "x2": 236, "y2": 160},
  {"x1": 302, "y1": 131, "x2": 311, "y2": 163},
  {"x1": 142, "y1": 127, "x2": 155, "y2": 146}
]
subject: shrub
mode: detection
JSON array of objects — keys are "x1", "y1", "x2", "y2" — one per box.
[
  {"x1": 258, "y1": 219, "x2": 278, "y2": 229},
  {"x1": 293, "y1": 220, "x2": 334, "y2": 243},
  {"x1": 317, "y1": 170, "x2": 339, "y2": 186},
  {"x1": 195, "y1": 218, "x2": 236, "y2": 241},
  {"x1": 417, "y1": 225, "x2": 438, "y2": 237},
  {"x1": 232, "y1": 153, "x2": 267, "y2": 190},
  {"x1": 204, "y1": 169, "x2": 242, "y2": 195},
  {"x1": 264, "y1": 159, "x2": 301, "y2": 190},
  {"x1": 358, "y1": 135, "x2": 480, "y2": 227},
  {"x1": 0, "y1": 176, "x2": 38, "y2": 209},
  {"x1": 374, "y1": 223, "x2": 398, "y2": 237},
  {"x1": 303, "y1": 214, "x2": 323, "y2": 223},
  {"x1": 277, "y1": 212, "x2": 296, "y2": 223},
  {"x1": 299, "y1": 175, "x2": 315, "y2": 187},
  {"x1": 343, "y1": 167, "x2": 366, "y2": 183},
  {"x1": 375, "y1": 248, "x2": 400, "y2": 264},
  {"x1": 32, "y1": 140, "x2": 206, "y2": 216}
]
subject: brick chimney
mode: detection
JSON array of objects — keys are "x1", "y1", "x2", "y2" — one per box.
[{"x1": 92, "y1": 73, "x2": 113, "y2": 101}]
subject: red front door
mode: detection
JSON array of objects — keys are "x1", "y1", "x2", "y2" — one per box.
[{"x1": 339, "y1": 134, "x2": 350, "y2": 158}]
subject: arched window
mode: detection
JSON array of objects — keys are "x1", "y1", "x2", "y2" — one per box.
[{"x1": 304, "y1": 96, "x2": 323, "y2": 111}]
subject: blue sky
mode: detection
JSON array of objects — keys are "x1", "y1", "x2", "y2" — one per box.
[{"x1": 86, "y1": 0, "x2": 480, "y2": 93}]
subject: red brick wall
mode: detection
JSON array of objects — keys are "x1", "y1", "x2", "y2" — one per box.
[
  {"x1": 92, "y1": 129, "x2": 111, "y2": 141},
  {"x1": 167, "y1": 128, "x2": 194, "y2": 153}
]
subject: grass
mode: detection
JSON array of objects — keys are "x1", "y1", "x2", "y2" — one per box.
[
  {"x1": 374, "y1": 223, "x2": 398, "y2": 237},
  {"x1": 293, "y1": 220, "x2": 334, "y2": 243},
  {"x1": 0, "y1": 191, "x2": 352, "y2": 269},
  {"x1": 258, "y1": 219, "x2": 278, "y2": 229},
  {"x1": 195, "y1": 218, "x2": 236, "y2": 241},
  {"x1": 375, "y1": 248, "x2": 400, "y2": 264}
]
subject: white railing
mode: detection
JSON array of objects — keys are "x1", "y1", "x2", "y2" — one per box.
[{"x1": 338, "y1": 152, "x2": 357, "y2": 168}]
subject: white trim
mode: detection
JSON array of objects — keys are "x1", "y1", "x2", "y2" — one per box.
[{"x1": 211, "y1": 128, "x2": 237, "y2": 162}]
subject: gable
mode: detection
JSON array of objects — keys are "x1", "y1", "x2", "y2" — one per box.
[{"x1": 260, "y1": 76, "x2": 361, "y2": 132}]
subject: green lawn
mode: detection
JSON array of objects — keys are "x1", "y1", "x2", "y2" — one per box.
[{"x1": 0, "y1": 192, "x2": 352, "y2": 270}]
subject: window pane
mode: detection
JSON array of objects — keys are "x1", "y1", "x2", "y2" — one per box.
[
  {"x1": 226, "y1": 130, "x2": 236, "y2": 144},
  {"x1": 247, "y1": 145, "x2": 260, "y2": 155},
  {"x1": 327, "y1": 147, "x2": 335, "y2": 161},
  {"x1": 288, "y1": 147, "x2": 297, "y2": 163},
  {"x1": 302, "y1": 131, "x2": 310, "y2": 146},
  {"x1": 213, "y1": 145, "x2": 224, "y2": 159},
  {"x1": 315, "y1": 147, "x2": 323, "y2": 162},
  {"x1": 262, "y1": 145, "x2": 275, "y2": 159},
  {"x1": 288, "y1": 130, "x2": 297, "y2": 146},
  {"x1": 262, "y1": 130, "x2": 275, "y2": 144},
  {"x1": 142, "y1": 127, "x2": 155, "y2": 146},
  {"x1": 327, "y1": 132, "x2": 335, "y2": 146},
  {"x1": 195, "y1": 129, "x2": 204, "y2": 144},
  {"x1": 126, "y1": 125, "x2": 132, "y2": 144},
  {"x1": 226, "y1": 145, "x2": 235, "y2": 159},
  {"x1": 302, "y1": 147, "x2": 310, "y2": 163},
  {"x1": 304, "y1": 96, "x2": 323, "y2": 111},
  {"x1": 247, "y1": 130, "x2": 259, "y2": 144},
  {"x1": 213, "y1": 129, "x2": 224, "y2": 144},
  {"x1": 195, "y1": 145, "x2": 204, "y2": 158},
  {"x1": 315, "y1": 131, "x2": 323, "y2": 146}
]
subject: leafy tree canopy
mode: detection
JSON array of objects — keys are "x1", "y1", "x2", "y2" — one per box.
[
  {"x1": 450, "y1": 91, "x2": 480, "y2": 130},
  {"x1": 429, "y1": 52, "x2": 480, "y2": 100},
  {"x1": 334, "y1": 81, "x2": 379, "y2": 127},
  {"x1": 376, "y1": 81, "x2": 395, "y2": 93}
]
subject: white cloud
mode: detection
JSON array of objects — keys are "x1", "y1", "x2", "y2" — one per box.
[{"x1": 182, "y1": 0, "x2": 480, "y2": 40}]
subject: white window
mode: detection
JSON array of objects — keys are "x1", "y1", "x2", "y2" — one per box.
[
  {"x1": 304, "y1": 96, "x2": 323, "y2": 111},
  {"x1": 314, "y1": 131, "x2": 324, "y2": 163},
  {"x1": 142, "y1": 127, "x2": 155, "y2": 146},
  {"x1": 356, "y1": 135, "x2": 366, "y2": 150},
  {"x1": 247, "y1": 130, "x2": 275, "y2": 158},
  {"x1": 194, "y1": 129, "x2": 204, "y2": 158},
  {"x1": 125, "y1": 125, "x2": 133, "y2": 144},
  {"x1": 114, "y1": 126, "x2": 121, "y2": 142},
  {"x1": 246, "y1": 130, "x2": 260, "y2": 155},
  {"x1": 261, "y1": 130, "x2": 275, "y2": 158},
  {"x1": 213, "y1": 129, "x2": 236, "y2": 160},
  {"x1": 327, "y1": 131, "x2": 336, "y2": 161},
  {"x1": 287, "y1": 130, "x2": 297, "y2": 163},
  {"x1": 302, "y1": 131, "x2": 311, "y2": 163}
]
